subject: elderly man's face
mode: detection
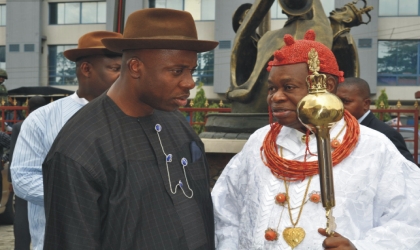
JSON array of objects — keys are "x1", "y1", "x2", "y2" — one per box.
[
  {"x1": 267, "y1": 63, "x2": 309, "y2": 131},
  {"x1": 135, "y1": 49, "x2": 197, "y2": 112}
]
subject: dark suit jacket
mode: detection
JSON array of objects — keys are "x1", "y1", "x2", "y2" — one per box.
[
  {"x1": 8, "y1": 121, "x2": 22, "y2": 182},
  {"x1": 361, "y1": 111, "x2": 415, "y2": 163}
]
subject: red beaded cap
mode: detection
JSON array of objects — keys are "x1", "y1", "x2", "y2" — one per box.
[{"x1": 267, "y1": 29, "x2": 344, "y2": 83}]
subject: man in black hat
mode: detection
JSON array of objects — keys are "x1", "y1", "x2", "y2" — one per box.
[
  {"x1": 11, "y1": 31, "x2": 122, "y2": 250},
  {"x1": 42, "y1": 9, "x2": 218, "y2": 250}
]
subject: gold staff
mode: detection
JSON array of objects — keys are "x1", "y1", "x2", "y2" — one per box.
[{"x1": 297, "y1": 48, "x2": 344, "y2": 236}]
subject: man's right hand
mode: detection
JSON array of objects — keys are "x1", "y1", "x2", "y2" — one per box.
[{"x1": 318, "y1": 228, "x2": 357, "y2": 250}]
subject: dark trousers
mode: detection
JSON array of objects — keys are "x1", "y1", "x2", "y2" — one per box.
[{"x1": 14, "y1": 195, "x2": 30, "y2": 250}]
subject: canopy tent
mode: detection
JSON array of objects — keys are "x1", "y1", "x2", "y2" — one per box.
[{"x1": 7, "y1": 86, "x2": 74, "y2": 97}]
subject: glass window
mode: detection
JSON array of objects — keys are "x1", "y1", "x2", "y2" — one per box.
[
  {"x1": 377, "y1": 75, "x2": 397, "y2": 86},
  {"x1": 193, "y1": 50, "x2": 214, "y2": 86},
  {"x1": 399, "y1": 76, "x2": 417, "y2": 85},
  {"x1": 201, "y1": 0, "x2": 215, "y2": 20},
  {"x1": 166, "y1": 0, "x2": 183, "y2": 10},
  {"x1": 399, "y1": 0, "x2": 418, "y2": 15},
  {"x1": 48, "y1": 45, "x2": 78, "y2": 85},
  {"x1": 379, "y1": 0, "x2": 397, "y2": 16},
  {"x1": 50, "y1": 2, "x2": 106, "y2": 24},
  {"x1": 378, "y1": 40, "x2": 420, "y2": 86},
  {"x1": 0, "y1": 46, "x2": 5, "y2": 69},
  {"x1": 378, "y1": 41, "x2": 399, "y2": 74},
  {"x1": 0, "y1": 5, "x2": 6, "y2": 26},
  {"x1": 65, "y1": 3, "x2": 80, "y2": 24},
  {"x1": 154, "y1": 0, "x2": 214, "y2": 20},
  {"x1": 379, "y1": 0, "x2": 419, "y2": 16},
  {"x1": 97, "y1": 2, "x2": 106, "y2": 23},
  {"x1": 82, "y1": 2, "x2": 97, "y2": 23},
  {"x1": 155, "y1": 0, "x2": 166, "y2": 8}
]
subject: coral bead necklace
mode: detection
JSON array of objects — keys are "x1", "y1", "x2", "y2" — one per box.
[{"x1": 260, "y1": 110, "x2": 359, "y2": 182}]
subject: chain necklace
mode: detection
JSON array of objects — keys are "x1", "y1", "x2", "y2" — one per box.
[
  {"x1": 282, "y1": 175, "x2": 312, "y2": 249},
  {"x1": 155, "y1": 124, "x2": 193, "y2": 198},
  {"x1": 265, "y1": 147, "x2": 315, "y2": 249}
]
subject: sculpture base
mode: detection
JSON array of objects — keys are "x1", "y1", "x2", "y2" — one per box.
[
  {"x1": 202, "y1": 112, "x2": 269, "y2": 135},
  {"x1": 200, "y1": 113, "x2": 269, "y2": 188}
]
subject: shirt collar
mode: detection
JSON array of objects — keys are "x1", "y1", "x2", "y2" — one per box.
[
  {"x1": 358, "y1": 110, "x2": 370, "y2": 123},
  {"x1": 276, "y1": 117, "x2": 346, "y2": 158},
  {"x1": 70, "y1": 91, "x2": 89, "y2": 105}
]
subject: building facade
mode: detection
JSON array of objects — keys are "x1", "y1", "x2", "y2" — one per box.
[{"x1": 0, "y1": 0, "x2": 419, "y2": 103}]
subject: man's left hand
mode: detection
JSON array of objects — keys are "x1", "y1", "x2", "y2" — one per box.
[{"x1": 318, "y1": 228, "x2": 357, "y2": 249}]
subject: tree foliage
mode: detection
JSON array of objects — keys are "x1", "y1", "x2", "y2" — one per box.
[
  {"x1": 375, "y1": 89, "x2": 391, "y2": 121},
  {"x1": 378, "y1": 41, "x2": 418, "y2": 75},
  {"x1": 192, "y1": 82, "x2": 206, "y2": 134}
]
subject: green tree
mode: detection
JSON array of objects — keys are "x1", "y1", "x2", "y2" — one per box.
[
  {"x1": 375, "y1": 89, "x2": 391, "y2": 121},
  {"x1": 192, "y1": 82, "x2": 206, "y2": 134}
]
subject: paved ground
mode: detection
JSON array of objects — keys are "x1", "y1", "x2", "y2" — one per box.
[{"x1": 0, "y1": 224, "x2": 14, "y2": 250}]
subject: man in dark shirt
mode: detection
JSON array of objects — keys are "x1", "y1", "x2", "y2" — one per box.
[
  {"x1": 42, "y1": 9, "x2": 218, "y2": 249},
  {"x1": 336, "y1": 77, "x2": 415, "y2": 162},
  {"x1": 0, "y1": 131, "x2": 10, "y2": 196}
]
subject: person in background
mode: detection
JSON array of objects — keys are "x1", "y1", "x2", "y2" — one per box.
[
  {"x1": 0, "y1": 68, "x2": 13, "y2": 130},
  {"x1": 11, "y1": 31, "x2": 122, "y2": 250},
  {"x1": 42, "y1": 8, "x2": 218, "y2": 249},
  {"x1": 8, "y1": 96, "x2": 47, "y2": 250},
  {"x1": 0, "y1": 68, "x2": 8, "y2": 104},
  {"x1": 0, "y1": 130, "x2": 10, "y2": 210},
  {"x1": 336, "y1": 77, "x2": 415, "y2": 163}
]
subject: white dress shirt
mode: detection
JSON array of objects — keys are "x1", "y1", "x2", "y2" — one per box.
[{"x1": 11, "y1": 92, "x2": 88, "y2": 250}]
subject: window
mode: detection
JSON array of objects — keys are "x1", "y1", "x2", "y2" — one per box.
[
  {"x1": 154, "y1": 0, "x2": 215, "y2": 20},
  {"x1": 358, "y1": 38, "x2": 372, "y2": 48},
  {"x1": 379, "y1": 0, "x2": 419, "y2": 16},
  {"x1": 9, "y1": 44, "x2": 19, "y2": 52},
  {"x1": 378, "y1": 40, "x2": 420, "y2": 86},
  {"x1": 49, "y1": 2, "x2": 106, "y2": 24},
  {"x1": 0, "y1": 46, "x2": 5, "y2": 69},
  {"x1": 0, "y1": 5, "x2": 6, "y2": 26},
  {"x1": 218, "y1": 40, "x2": 231, "y2": 49},
  {"x1": 48, "y1": 45, "x2": 78, "y2": 85},
  {"x1": 193, "y1": 50, "x2": 214, "y2": 86},
  {"x1": 24, "y1": 44, "x2": 35, "y2": 52},
  {"x1": 271, "y1": 0, "x2": 334, "y2": 19}
]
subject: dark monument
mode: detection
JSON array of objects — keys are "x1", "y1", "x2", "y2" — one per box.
[{"x1": 201, "y1": 0, "x2": 373, "y2": 140}]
